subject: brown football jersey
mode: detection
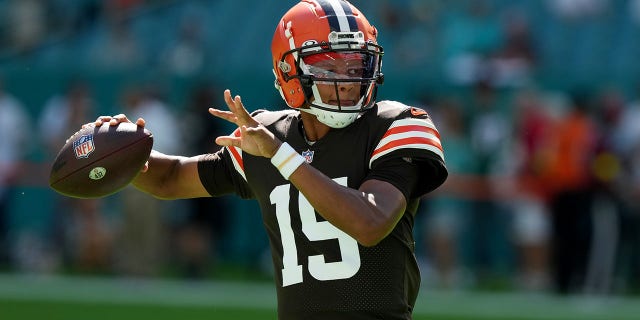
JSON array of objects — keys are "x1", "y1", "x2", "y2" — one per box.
[{"x1": 198, "y1": 100, "x2": 447, "y2": 319}]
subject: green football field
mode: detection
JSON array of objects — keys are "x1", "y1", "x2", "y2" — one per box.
[{"x1": 1, "y1": 274, "x2": 639, "y2": 320}]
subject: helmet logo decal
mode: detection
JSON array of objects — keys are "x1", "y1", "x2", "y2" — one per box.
[
  {"x1": 302, "y1": 40, "x2": 318, "y2": 47},
  {"x1": 301, "y1": 40, "x2": 321, "y2": 54}
]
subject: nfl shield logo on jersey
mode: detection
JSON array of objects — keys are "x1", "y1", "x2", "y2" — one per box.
[
  {"x1": 73, "y1": 134, "x2": 95, "y2": 159},
  {"x1": 302, "y1": 149, "x2": 314, "y2": 163}
]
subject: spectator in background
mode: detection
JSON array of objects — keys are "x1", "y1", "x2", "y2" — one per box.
[
  {"x1": 608, "y1": 85, "x2": 640, "y2": 292},
  {"x1": 467, "y1": 79, "x2": 513, "y2": 283},
  {"x1": 507, "y1": 88, "x2": 553, "y2": 291},
  {"x1": 0, "y1": 78, "x2": 31, "y2": 267},
  {"x1": 583, "y1": 87, "x2": 627, "y2": 294},
  {"x1": 38, "y1": 79, "x2": 113, "y2": 273},
  {"x1": 539, "y1": 91, "x2": 598, "y2": 294}
]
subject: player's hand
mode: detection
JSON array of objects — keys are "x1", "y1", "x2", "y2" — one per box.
[
  {"x1": 209, "y1": 89, "x2": 282, "y2": 158},
  {"x1": 82, "y1": 114, "x2": 150, "y2": 172},
  {"x1": 85, "y1": 114, "x2": 146, "y2": 128}
]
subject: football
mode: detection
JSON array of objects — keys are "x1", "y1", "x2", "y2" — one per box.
[{"x1": 49, "y1": 122, "x2": 154, "y2": 198}]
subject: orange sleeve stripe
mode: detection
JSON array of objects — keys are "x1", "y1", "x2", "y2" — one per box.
[
  {"x1": 372, "y1": 136, "x2": 443, "y2": 158},
  {"x1": 381, "y1": 124, "x2": 441, "y2": 140}
]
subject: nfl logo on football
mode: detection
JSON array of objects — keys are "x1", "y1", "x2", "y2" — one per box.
[{"x1": 73, "y1": 134, "x2": 95, "y2": 159}]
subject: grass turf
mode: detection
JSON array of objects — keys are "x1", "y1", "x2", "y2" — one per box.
[{"x1": 1, "y1": 274, "x2": 639, "y2": 320}]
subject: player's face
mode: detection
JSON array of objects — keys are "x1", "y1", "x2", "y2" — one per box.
[{"x1": 304, "y1": 53, "x2": 366, "y2": 107}]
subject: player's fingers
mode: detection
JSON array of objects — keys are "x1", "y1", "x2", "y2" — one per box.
[
  {"x1": 110, "y1": 114, "x2": 131, "y2": 126},
  {"x1": 94, "y1": 115, "x2": 112, "y2": 126},
  {"x1": 223, "y1": 89, "x2": 234, "y2": 106},
  {"x1": 214, "y1": 136, "x2": 241, "y2": 148},
  {"x1": 141, "y1": 161, "x2": 149, "y2": 173},
  {"x1": 223, "y1": 89, "x2": 241, "y2": 115},
  {"x1": 232, "y1": 95, "x2": 256, "y2": 124},
  {"x1": 135, "y1": 117, "x2": 146, "y2": 127},
  {"x1": 81, "y1": 122, "x2": 96, "y2": 129},
  {"x1": 223, "y1": 89, "x2": 257, "y2": 126},
  {"x1": 242, "y1": 125, "x2": 262, "y2": 136},
  {"x1": 243, "y1": 125, "x2": 280, "y2": 157},
  {"x1": 209, "y1": 108, "x2": 237, "y2": 123}
]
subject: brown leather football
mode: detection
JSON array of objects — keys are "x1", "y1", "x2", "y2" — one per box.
[{"x1": 49, "y1": 122, "x2": 153, "y2": 198}]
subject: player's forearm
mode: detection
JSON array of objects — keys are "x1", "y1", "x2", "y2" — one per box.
[
  {"x1": 132, "y1": 150, "x2": 184, "y2": 199},
  {"x1": 289, "y1": 164, "x2": 405, "y2": 246}
]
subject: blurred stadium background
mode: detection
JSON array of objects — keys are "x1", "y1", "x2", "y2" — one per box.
[{"x1": 1, "y1": 0, "x2": 640, "y2": 319}]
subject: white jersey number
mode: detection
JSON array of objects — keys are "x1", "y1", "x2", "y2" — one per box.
[{"x1": 270, "y1": 177, "x2": 361, "y2": 287}]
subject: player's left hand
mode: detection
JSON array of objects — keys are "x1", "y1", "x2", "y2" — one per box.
[{"x1": 209, "y1": 89, "x2": 282, "y2": 158}]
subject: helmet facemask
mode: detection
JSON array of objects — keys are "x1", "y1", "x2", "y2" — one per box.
[{"x1": 278, "y1": 31, "x2": 384, "y2": 128}]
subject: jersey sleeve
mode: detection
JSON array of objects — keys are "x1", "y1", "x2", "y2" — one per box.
[
  {"x1": 369, "y1": 105, "x2": 448, "y2": 198},
  {"x1": 197, "y1": 109, "x2": 291, "y2": 200},
  {"x1": 197, "y1": 130, "x2": 254, "y2": 199},
  {"x1": 364, "y1": 156, "x2": 420, "y2": 202}
]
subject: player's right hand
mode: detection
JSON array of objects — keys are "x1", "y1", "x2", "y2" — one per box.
[{"x1": 83, "y1": 114, "x2": 150, "y2": 173}]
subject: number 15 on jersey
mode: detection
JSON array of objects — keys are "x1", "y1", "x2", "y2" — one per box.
[{"x1": 270, "y1": 177, "x2": 361, "y2": 287}]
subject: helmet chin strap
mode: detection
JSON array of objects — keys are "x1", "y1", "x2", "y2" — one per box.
[
  {"x1": 300, "y1": 90, "x2": 367, "y2": 128},
  {"x1": 301, "y1": 106, "x2": 359, "y2": 129}
]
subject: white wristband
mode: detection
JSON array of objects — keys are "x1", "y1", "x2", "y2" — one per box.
[{"x1": 270, "y1": 142, "x2": 305, "y2": 180}]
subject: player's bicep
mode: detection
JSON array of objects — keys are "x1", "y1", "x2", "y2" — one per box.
[
  {"x1": 359, "y1": 179, "x2": 407, "y2": 221},
  {"x1": 366, "y1": 157, "x2": 419, "y2": 201}
]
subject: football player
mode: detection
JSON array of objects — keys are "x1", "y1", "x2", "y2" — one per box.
[{"x1": 93, "y1": 0, "x2": 447, "y2": 318}]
